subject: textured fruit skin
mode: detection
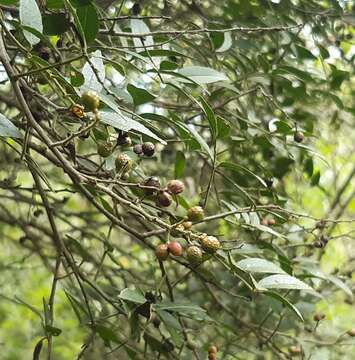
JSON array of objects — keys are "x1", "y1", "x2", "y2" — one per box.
[
  {"x1": 200, "y1": 235, "x2": 220, "y2": 253},
  {"x1": 187, "y1": 206, "x2": 204, "y2": 222},
  {"x1": 289, "y1": 346, "x2": 302, "y2": 356},
  {"x1": 115, "y1": 153, "x2": 132, "y2": 172},
  {"x1": 167, "y1": 180, "x2": 185, "y2": 195},
  {"x1": 186, "y1": 246, "x2": 203, "y2": 264},
  {"x1": 97, "y1": 142, "x2": 113, "y2": 157},
  {"x1": 347, "y1": 328, "x2": 355, "y2": 337},
  {"x1": 81, "y1": 91, "x2": 100, "y2": 111},
  {"x1": 133, "y1": 144, "x2": 143, "y2": 155},
  {"x1": 182, "y1": 221, "x2": 192, "y2": 230},
  {"x1": 171, "y1": 224, "x2": 185, "y2": 237},
  {"x1": 294, "y1": 131, "x2": 304, "y2": 143},
  {"x1": 117, "y1": 135, "x2": 132, "y2": 147},
  {"x1": 157, "y1": 191, "x2": 172, "y2": 207},
  {"x1": 313, "y1": 313, "x2": 326, "y2": 321},
  {"x1": 208, "y1": 345, "x2": 218, "y2": 354},
  {"x1": 168, "y1": 241, "x2": 183, "y2": 256},
  {"x1": 142, "y1": 142, "x2": 155, "y2": 156},
  {"x1": 142, "y1": 176, "x2": 160, "y2": 195},
  {"x1": 155, "y1": 244, "x2": 169, "y2": 261}
]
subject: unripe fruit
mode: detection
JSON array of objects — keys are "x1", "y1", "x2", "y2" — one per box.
[
  {"x1": 142, "y1": 176, "x2": 160, "y2": 195},
  {"x1": 313, "y1": 313, "x2": 326, "y2": 322},
  {"x1": 208, "y1": 345, "x2": 218, "y2": 354},
  {"x1": 168, "y1": 241, "x2": 183, "y2": 256},
  {"x1": 142, "y1": 142, "x2": 155, "y2": 156},
  {"x1": 187, "y1": 206, "x2": 204, "y2": 222},
  {"x1": 117, "y1": 135, "x2": 132, "y2": 147},
  {"x1": 167, "y1": 180, "x2": 185, "y2": 195},
  {"x1": 186, "y1": 340, "x2": 197, "y2": 350},
  {"x1": 155, "y1": 244, "x2": 169, "y2": 261},
  {"x1": 97, "y1": 142, "x2": 113, "y2": 157},
  {"x1": 294, "y1": 131, "x2": 304, "y2": 143},
  {"x1": 80, "y1": 91, "x2": 100, "y2": 111},
  {"x1": 157, "y1": 191, "x2": 172, "y2": 207},
  {"x1": 289, "y1": 346, "x2": 302, "y2": 356},
  {"x1": 347, "y1": 328, "x2": 355, "y2": 337},
  {"x1": 186, "y1": 246, "x2": 203, "y2": 264},
  {"x1": 115, "y1": 153, "x2": 133, "y2": 172},
  {"x1": 133, "y1": 144, "x2": 143, "y2": 155},
  {"x1": 182, "y1": 221, "x2": 192, "y2": 230},
  {"x1": 171, "y1": 224, "x2": 185, "y2": 237},
  {"x1": 200, "y1": 235, "x2": 220, "y2": 254}
]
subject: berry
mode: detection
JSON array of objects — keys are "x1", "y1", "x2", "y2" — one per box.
[
  {"x1": 97, "y1": 142, "x2": 113, "y2": 157},
  {"x1": 265, "y1": 178, "x2": 274, "y2": 188},
  {"x1": 187, "y1": 206, "x2": 204, "y2": 222},
  {"x1": 80, "y1": 91, "x2": 100, "y2": 111},
  {"x1": 294, "y1": 131, "x2": 304, "y2": 143},
  {"x1": 167, "y1": 180, "x2": 185, "y2": 195},
  {"x1": 347, "y1": 328, "x2": 355, "y2": 337},
  {"x1": 289, "y1": 346, "x2": 302, "y2": 356},
  {"x1": 313, "y1": 313, "x2": 326, "y2": 322},
  {"x1": 261, "y1": 218, "x2": 269, "y2": 226},
  {"x1": 133, "y1": 144, "x2": 143, "y2": 155},
  {"x1": 168, "y1": 241, "x2": 183, "y2": 256},
  {"x1": 200, "y1": 235, "x2": 220, "y2": 254},
  {"x1": 208, "y1": 345, "x2": 218, "y2": 354},
  {"x1": 70, "y1": 104, "x2": 85, "y2": 119},
  {"x1": 267, "y1": 218, "x2": 276, "y2": 226},
  {"x1": 117, "y1": 135, "x2": 132, "y2": 147},
  {"x1": 152, "y1": 315, "x2": 161, "y2": 328},
  {"x1": 171, "y1": 224, "x2": 185, "y2": 237},
  {"x1": 186, "y1": 246, "x2": 203, "y2": 264},
  {"x1": 208, "y1": 354, "x2": 217, "y2": 360},
  {"x1": 142, "y1": 176, "x2": 160, "y2": 195},
  {"x1": 115, "y1": 153, "x2": 133, "y2": 172},
  {"x1": 155, "y1": 244, "x2": 169, "y2": 261},
  {"x1": 313, "y1": 241, "x2": 324, "y2": 248},
  {"x1": 182, "y1": 221, "x2": 192, "y2": 230},
  {"x1": 142, "y1": 142, "x2": 155, "y2": 157},
  {"x1": 157, "y1": 191, "x2": 172, "y2": 207}
]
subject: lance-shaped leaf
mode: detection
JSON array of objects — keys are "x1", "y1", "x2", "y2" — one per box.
[
  {"x1": 20, "y1": 0, "x2": 43, "y2": 45},
  {"x1": 0, "y1": 114, "x2": 22, "y2": 138},
  {"x1": 236, "y1": 258, "x2": 286, "y2": 274}
]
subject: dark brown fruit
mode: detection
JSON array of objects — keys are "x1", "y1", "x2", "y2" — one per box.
[
  {"x1": 313, "y1": 241, "x2": 324, "y2": 248},
  {"x1": 289, "y1": 346, "x2": 302, "y2": 356},
  {"x1": 152, "y1": 315, "x2": 161, "y2": 328},
  {"x1": 133, "y1": 144, "x2": 143, "y2": 155},
  {"x1": 200, "y1": 235, "x2": 221, "y2": 254},
  {"x1": 142, "y1": 142, "x2": 155, "y2": 157},
  {"x1": 157, "y1": 191, "x2": 172, "y2": 207},
  {"x1": 167, "y1": 180, "x2": 185, "y2": 195},
  {"x1": 168, "y1": 241, "x2": 183, "y2": 256},
  {"x1": 115, "y1": 153, "x2": 133, "y2": 172},
  {"x1": 347, "y1": 328, "x2": 355, "y2": 337},
  {"x1": 155, "y1": 244, "x2": 169, "y2": 261},
  {"x1": 97, "y1": 142, "x2": 113, "y2": 157},
  {"x1": 208, "y1": 345, "x2": 218, "y2": 354},
  {"x1": 186, "y1": 246, "x2": 203, "y2": 264},
  {"x1": 80, "y1": 91, "x2": 100, "y2": 111},
  {"x1": 294, "y1": 131, "x2": 305, "y2": 143},
  {"x1": 313, "y1": 313, "x2": 326, "y2": 322},
  {"x1": 187, "y1": 206, "x2": 204, "y2": 222},
  {"x1": 142, "y1": 176, "x2": 161, "y2": 195},
  {"x1": 117, "y1": 135, "x2": 132, "y2": 147}
]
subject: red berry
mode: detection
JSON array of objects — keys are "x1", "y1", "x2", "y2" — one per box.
[
  {"x1": 157, "y1": 191, "x2": 172, "y2": 207},
  {"x1": 267, "y1": 218, "x2": 276, "y2": 226},
  {"x1": 155, "y1": 244, "x2": 169, "y2": 261},
  {"x1": 168, "y1": 241, "x2": 183, "y2": 256}
]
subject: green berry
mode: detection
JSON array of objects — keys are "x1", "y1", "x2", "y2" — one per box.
[
  {"x1": 80, "y1": 91, "x2": 100, "y2": 111},
  {"x1": 187, "y1": 206, "x2": 204, "y2": 222},
  {"x1": 97, "y1": 142, "x2": 113, "y2": 157},
  {"x1": 186, "y1": 245, "x2": 203, "y2": 264},
  {"x1": 200, "y1": 235, "x2": 220, "y2": 254},
  {"x1": 115, "y1": 153, "x2": 133, "y2": 172}
]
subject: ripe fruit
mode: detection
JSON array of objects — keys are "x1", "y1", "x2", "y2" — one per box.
[
  {"x1": 261, "y1": 218, "x2": 269, "y2": 226},
  {"x1": 155, "y1": 244, "x2": 169, "y2": 261},
  {"x1": 208, "y1": 354, "x2": 217, "y2": 360},
  {"x1": 186, "y1": 246, "x2": 203, "y2": 264},
  {"x1": 115, "y1": 153, "x2": 133, "y2": 172},
  {"x1": 289, "y1": 346, "x2": 302, "y2": 356},
  {"x1": 182, "y1": 221, "x2": 192, "y2": 230},
  {"x1": 142, "y1": 142, "x2": 155, "y2": 156},
  {"x1": 346, "y1": 328, "x2": 355, "y2": 337},
  {"x1": 80, "y1": 91, "x2": 100, "y2": 111},
  {"x1": 97, "y1": 142, "x2": 113, "y2": 157},
  {"x1": 157, "y1": 191, "x2": 172, "y2": 207},
  {"x1": 200, "y1": 235, "x2": 221, "y2": 254},
  {"x1": 117, "y1": 135, "x2": 132, "y2": 147},
  {"x1": 187, "y1": 206, "x2": 204, "y2": 222},
  {"x1": 313, "y1": 313, "x2": 326, "y2": 322},
  {"x1": 167, "y1": 180, "x2": 185, "y2": 195},
  {"x1": 168, "y1": 241, "x2": 183, "y2": 256},
  {"x1": 142, "y1": 176, "x2": 160, "y2": 195},
  {"x1": 133, "y1": 144, "x2": 143, "y2": 155},
  {"x1": 208, "y1": 345, "x2": 218, "y2": 354},
  {"x1": 294, "y1": 131, "x2": 304, "y2": 143},
  {"x1": 267, "y1": 218, "x2": 276, "y2": 226}
]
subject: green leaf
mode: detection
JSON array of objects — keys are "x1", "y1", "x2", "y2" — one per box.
[
  {"x1": 187, "y1": 124, "x2": 213, "y2": 159},
  {"x1": 274, "y1": 66, "x2": 315, "y2": 82},
  {"x1": 177, "y1": 66, "x2": 228, "y2": 84},
  {"x1": 310, "y1": 170, "x2": 320, "y2": 186},
  {"x1": 127, "y1": 84, "x2": 156, "y2": 106},
  {"x1": 0, "y1": 114, "x2": 22, "y2": 138},
  {"x1": 19, "y1": 0, "x2": 43, "y2": 45},
  {"x1": 153, "y1": 302, "x2": 210, "y2": 321},
  {"x1": 43, "y1": 13, "x2": 71, "y2": 35},
  {"x1": 174, "y1": 151, "x2": 185, "y2": 178},
  {"x1": 81, "y1": 50, "x2": 105, "y2": 92},
  {"x1": 199, "y1": 97, "x2": 217, "y2": 138},
  {"x1": 138, "y1": 49, "x2": 187, "y2": 58},
  {"x1": 216, "y1": 31, "x2": 232, "y2": 53},
  {"x1": 33, "y1": 338, "x2": 45, "y2": 360},
  {"x1": 236, "y1": 258, "x2": 286, "y2": 274},
  {"x1": 77, "y1": 4, "x2": 99, "y2": 44},
  {"x1": 304, "y1": 158, "x2": 314, "y2": 177},
  {"x1": 130, "y1": 19, "x2": 154, "y2": 48},
  {"x1": 257, "y1": 274, "x2": 314, "y2": 291},
  {"x1": 95, "y1": 325, "x2": 120, "y2": 344},
  {"x1": 119, "y1": 288, "x2": 146, "y2": 304}
]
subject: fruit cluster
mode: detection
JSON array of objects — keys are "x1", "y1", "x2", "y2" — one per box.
[
  {"x1": 155, "y1": 241, "x2": 183, "y2": 261},
  {"x1": 208, "y1": 345, "x2": 218, "y2": 360}
]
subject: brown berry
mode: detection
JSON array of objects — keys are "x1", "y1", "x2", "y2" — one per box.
[
  {"x1": 208, "y1": 354, "x2": 217, "y2": 360},
  {"x1": 152, "y1": 315, "x2": 161, "y2": 328},
  {"x1": 171, "y1": 224, "x2": 185, "y2": 237},
  {"x1": 346, "y1": 328, "x2": 355, "y2": 337},
  {"x1": 267, "y1": 218, "x2": 276, "y2": 226},
  {"x1": 117, "y1": 135, "x2": 132, "y2": 147},
  {"x1": 142, "y1": 142, "x2": 155, "y2": 156},
  {"x1": 142, "y1": 177, "x2": 160, "y2": 195},
  {"x1": 167, "y1": 180, "x2": 185, "y2": 195},
  {"x1": 70, "y1": 104, "x2": 85, "y2": 119},
  {"x1": 313, "y1": 313, "x2": 326, "y2": 322},
  {"x1": 133, "y1": 144, "x2": 143, "y2": 155},
  {"x1": 157, "y1": 191, "x2": 172, "y2": 207},
  {"x1": 97, "y1": 142, "x2": 113, "y2": 158},
  {"x1": 186, "y1": 246, "x2": 203, "y2": 264},
  {"x1": 182, "y1": 221, "x2": 192, "y2": 230},
  {"x1": 261, "y1": 218, "x2": 269, "y2": 226},
  {"x1": 187, "y1": 206, "x2": 204, "y2": 222},
  {"x1": 294, "y1": 131, "x2": 304, "y2": 143},
  {"x1": 115, "y1": 153, "x2": 133, "y2": 172},
  {"x1": 80, "y1": 90, "x2": 100, "y2": 111},
  {"x1": 155, "y1": 244, "x2": 169, "y2": 261},
  {"x1": 208, "y1": 345, "x2": 218, "y2": 354},
  {"x1": 168, "y1": 241, "x2": 183, "y2": 256},
  {"x1": 289, "y1": 346, "x2": 302, "y2": 356},
  {"x1": 200, "y1": 235, "x2": 220, "y2": 254}
]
